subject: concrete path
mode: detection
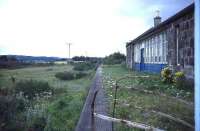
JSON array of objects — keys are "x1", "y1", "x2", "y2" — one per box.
[{"x1": 75, "y1": 67, "x2": 112, "y2": 131}]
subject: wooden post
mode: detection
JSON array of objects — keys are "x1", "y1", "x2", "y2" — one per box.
[
  {"x1": 111, "y1": 75, "x2": 149, "y2": 131},
  {"x1": 112, "y1": 82, "x2": 118, "y2": 131},
  {"x1": 91, "y1": 90, "x2": 99, "y2": 131}
]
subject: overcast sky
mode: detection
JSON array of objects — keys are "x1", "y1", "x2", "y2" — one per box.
[{"x1": 0, "y1": 0, "x2": 193, "y2": 58}]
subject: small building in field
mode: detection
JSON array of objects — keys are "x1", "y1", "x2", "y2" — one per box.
[{"x1": 126, "y1": 3, "x2": 194, "y2": 79}]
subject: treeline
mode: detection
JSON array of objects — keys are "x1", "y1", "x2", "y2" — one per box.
[
  {"x1": 72, "y1": 56, "x2": 102, "y2": 63},
  {"x1": 103, "y1": 52, "x2": 126, "y2": 65},
  {"x1": 72, "y1": 52, "x2": 126, "y2": 65}
]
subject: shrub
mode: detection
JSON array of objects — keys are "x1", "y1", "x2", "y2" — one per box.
[
  {"x1": 103, "y1": 52, "x2": 126, "y2": 65},
  {"x1": 75, "y1": 72, "x2": 87, "y2": 79},
  {"x1": 55, "y1": 71, "x2": 87, "y2": 80},
  {"x1": 15, "y1": 80, "x2": 53, "y2": 100},
  {"x1": 73, "y1": 62, "x2": 94, "y2": 71},
  {"x1": 174, "y1": 71, "x2": 186, "y2": 89},
  {"x1": 161, "y1": 67, "x2": 173, "y2": 83},
  {"x1": 55, "y1": 72, "x2": 75, "y2": 80}
]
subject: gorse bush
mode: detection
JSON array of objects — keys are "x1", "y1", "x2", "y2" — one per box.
[
  {"x1": 161, "y1": 67, "x2": 173, "y2": 83},
  {"x1": 73, "y1": 62, "x2": 94, "y2": 71},
  {"x1": 174, "y1": 71, "x2": 186, "y2": 89},
  {"x1": 15, "y1": 80, "x2": 53, "y2": 100}
]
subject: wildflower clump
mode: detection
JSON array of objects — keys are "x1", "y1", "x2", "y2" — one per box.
[
  {"x1": 161, "y1": 67, "x2": 173, "y2": 83},
  {"x1": 174, "y1": 71, "x2": 186, "y2": 89}
]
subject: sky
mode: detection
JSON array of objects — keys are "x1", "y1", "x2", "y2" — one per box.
[{"x1": 0, "y1": 0, "x2": 194, "y2": 58}]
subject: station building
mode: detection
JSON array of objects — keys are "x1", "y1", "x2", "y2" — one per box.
[{"x1": 126, "y1": 3, "x2": 194, "y2": 79}]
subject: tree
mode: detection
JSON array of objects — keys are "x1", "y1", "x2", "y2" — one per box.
[{"x1": 103, "y1": 52, "x2": 126, "y2": 65}]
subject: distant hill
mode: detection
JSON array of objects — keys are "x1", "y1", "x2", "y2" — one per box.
[{"x1": 5, "y1": 55, "x2": 64, "y2": 63}]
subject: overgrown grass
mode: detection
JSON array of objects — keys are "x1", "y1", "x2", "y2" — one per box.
[
  {"x1": 0, "y1": 64, "x2": 94, "y2": 131},
  {"x1": 102, "y1": 65, "x2": 194, "y2": 131}
]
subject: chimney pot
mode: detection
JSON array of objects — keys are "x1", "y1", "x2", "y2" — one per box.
[{"x1": 154, "y1": 10, "x2": 161, "y2": 26}]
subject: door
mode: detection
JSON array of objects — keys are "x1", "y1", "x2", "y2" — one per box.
[{"x1": 140, "y1": 48, "x2": 145, "y2": 71}]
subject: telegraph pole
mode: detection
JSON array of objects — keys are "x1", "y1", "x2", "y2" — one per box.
[{"x1": 66, "y1": 42, "x2": 72, "y2": 61}]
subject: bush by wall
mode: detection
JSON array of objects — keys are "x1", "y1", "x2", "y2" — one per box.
[
  {"x1": 174, "y1": 71, "x2": 186, "y2": 89},
  {"x1": 161, "y1": 68, "x2": 189, "y2": 89},
  {"x1": 161, "y1": 67, "x2": 173, "y2": 83}
]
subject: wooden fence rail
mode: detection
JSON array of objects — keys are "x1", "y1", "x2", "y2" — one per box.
[{"x1": 93, "y1": 112, "x2": 164, "y2": 131}]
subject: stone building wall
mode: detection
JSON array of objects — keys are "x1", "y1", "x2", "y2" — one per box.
[
  {"x1": 167, "y1": 12, "x2": 194, "y2": 79},
  {"x1": 126, "y1": 44, "x2": 133, "y2": 68}
]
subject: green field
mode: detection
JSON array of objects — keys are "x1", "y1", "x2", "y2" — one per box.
[
  {"x1": 0, "y1": 64, "x2": 94, "y2": 131},
  {"x1": 102, "y1": 65, "x2": 194, "y2": 131}
]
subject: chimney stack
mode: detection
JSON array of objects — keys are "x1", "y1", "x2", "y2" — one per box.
[{"x1": 154, "y1": 10, "x2": 161, "y2": 26}]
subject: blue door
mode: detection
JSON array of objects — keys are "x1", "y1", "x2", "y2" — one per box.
[{"x1": 140, "y1": 48, "x2": 145, "y2": 71}]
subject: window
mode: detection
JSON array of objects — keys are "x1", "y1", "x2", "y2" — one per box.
[
  {"x1": 135, "y1": 44, "x2": 138, "y2": 63},
  {"x1": 144, "y1": 41, "x2": 146, "y2": 63},
  {"x1": 150, "y1": 38, "x2": 153, "y2": 63},
  {"x1": 162, "y1": 33, "x2": 165, "y2": 63},
  {"x1": 138, "y1": 44, "x2": 140, "y2": 62},
  {"x1": 146, "y1": 40, "x2": 148, "y2": 62},
  {"x1": 152, "y1": 37, "x2": 155, "y2": 63},
  {"x1": 157, "y1": 35, "x2": 160, "y2": 62},
  {"x1": 149, "y1": 39, "x2": 151, "y2": 63},
  {"x1": 159, "y1": 34, "x2": 163, "y2": 62},
  {"x1": 134, "y1": 45, "x2": 136, "y2": 63},
  {"x1": 155, "y1": 36, "x2": 157, "y2": 62},
  {"x1": 147, "y1": 39, "x2": 149, "y2": 63},
  {"x1": 162, "y1": 32, "x2": 167, "y2": 63}
]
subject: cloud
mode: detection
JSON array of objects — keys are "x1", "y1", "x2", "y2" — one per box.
[{"x1": 0, "y1": 0, "x2": 193, "y2": 57}]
